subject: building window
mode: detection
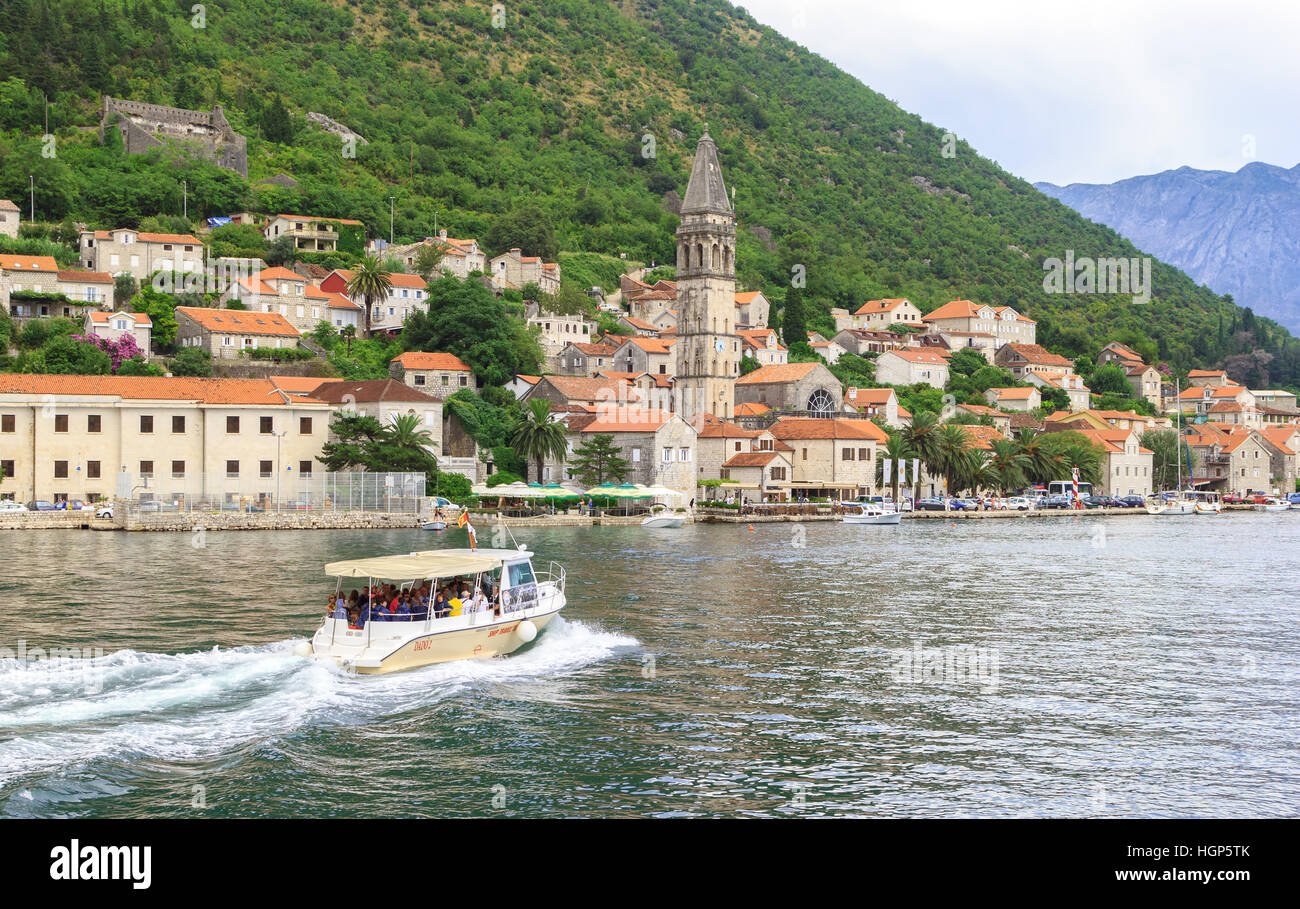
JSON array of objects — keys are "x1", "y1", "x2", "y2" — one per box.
[
  {"x1": 227, "y1": 416, "x2": 240, "y2": 433},
  {"x1": 172, "y1": 461, "x2": 185, "y2": 478},
  {"x1": 679, "y1": 447, "x2": 691, "y2": 462},
  {"x1": 139, "y1": 461, "x2": 153, "y2": 477},
  {"x1": 859, "y1": 448, "x2": 869, "y2": 461},
  {"x1": 300, "y1": 417, "x2": 312, "y2": 434},
  {"x1": 54, "y1": 460, "x2": 68, "y2": 479},
  {"x1": 842, "y1": 448, "x2": 854, "y2": 461},
  {"x1": 226, "y1": 460, "x2": 239, "y2": 478},
  {"x1": 140, "y1": 415, "x2": 154, "y2": 434},
  {"x1": 1, "y1": 414, "x2": 13, "y2": 433},
  {"x1": 54, "y1": 414, "x2": 68, "y2": 432},
  {"x1": 87, "y1": 461, "x2": 100, "y2": 479},
  {"x1": 173, "y1": 415, "x2": 185, "y2": 433},
  {"x1": 260, "y1": 460, "x2": 273, "y2": 478},
  {"x1": 0, "y1": 459, "x2": 13, "y2": 477},
  {"x1": 299, "y1": 460, "x2": 313, "y2": 475},
  {"x1": 662, "y1": 447, "x2": 673, "y2": 463},
  {"x1": 260, "y1": 416, "x2": 273, "y2": 434},
  {"x1": 88, "y1": 414, "x2": 101, "y2": 433},
  {"x1": 414, "y1": 374, "x2": 425, "y2": 386}
]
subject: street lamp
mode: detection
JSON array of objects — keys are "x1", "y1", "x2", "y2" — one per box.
[
  {"x1": 274, "y1": 430, "x2": 287, "y2": 513},
  {"x1": 388, "y1": 196, "x2": 396, "y2": 246}
]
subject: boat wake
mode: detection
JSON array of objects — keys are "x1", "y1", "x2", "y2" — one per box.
[{"x1": 0, "y1": 617, "x2": 636, "y2": 795}]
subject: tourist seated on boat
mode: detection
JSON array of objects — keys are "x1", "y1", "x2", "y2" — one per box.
[
  {"x1": 332, "y1": 597, "x2": 348, "y2": 620},
  {"x1": 348, "y1": 607, "x2": 361, "y2": 629},
  {"x1": 392, "y1": 595, "x2": 412, "y2": 620},
  {"x1": 470, "y1": 589, "x2": 489, "y2": 614},
  {"x1": 448, "y1": 590, "x2": 464, "y2": 617},
  {"x1": 433, "y1": 593, "x2": 449, "y2": 618}
]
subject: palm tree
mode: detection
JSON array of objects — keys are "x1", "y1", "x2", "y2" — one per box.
[
  {"x1": 932, "y1": 423, "x2": 971, "y2": 496},
  {"x1": 986, "y1": 438, "x2": 1031, "y2": 494},
  {"x1": 339, "y1": 324, "x2": 356, "y2": 356},
  {"x1": 902, "y1": 410, "x2": 940, "y2": 500},
  {"x1": 508, "y1": 398, "x2": 568, "y2": 483},
  {"x1": 1015, "y1": 429, "x2": 1057, "y2": 486},
  {"x1": 386, "y1": 413, "x2": 437, "y2": 453},
  {"x1": 346, "y1": 256, "x2": 393, "y2": 337}
]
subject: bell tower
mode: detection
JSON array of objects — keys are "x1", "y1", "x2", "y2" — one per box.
[{"x1": 674, "y1": 128, "x2": 737, "y2": 423}]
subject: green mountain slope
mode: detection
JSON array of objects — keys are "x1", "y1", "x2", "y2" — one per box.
[{"x1": 1, "y1": 0, "x2": 1296, "y2": 388}]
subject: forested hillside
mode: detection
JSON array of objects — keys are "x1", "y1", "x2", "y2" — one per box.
[{"x1": 1, "y1": 0, "x2": 1296, "y2": 389}]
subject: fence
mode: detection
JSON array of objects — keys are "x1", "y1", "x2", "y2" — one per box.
[{"x1": 115, "y1": 471, "x2": 426, "y2": 514}]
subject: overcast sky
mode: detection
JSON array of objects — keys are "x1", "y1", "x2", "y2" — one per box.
[{"x1": 739, "y1": 0, "x2": 1300, "y2": 185}]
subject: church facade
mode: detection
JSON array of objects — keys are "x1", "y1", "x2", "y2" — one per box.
[{"x1": 674, "y1": 130, "x2": 740, "y2": 423}]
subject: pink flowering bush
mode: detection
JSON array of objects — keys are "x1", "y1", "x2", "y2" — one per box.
[{"x1": 73, "y1": 333, "x2": 144, "y2": 373}]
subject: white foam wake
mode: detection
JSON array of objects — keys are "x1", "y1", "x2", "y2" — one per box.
[{"x1": 0, "y1": 617, "x2": 636, "y2": 791}]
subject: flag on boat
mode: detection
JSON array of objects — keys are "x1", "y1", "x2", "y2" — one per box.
[{"x1": 456, "y1": 511, "x2": 468, "y2": 528}]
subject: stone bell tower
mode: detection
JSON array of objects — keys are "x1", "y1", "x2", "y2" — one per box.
[{"x1": 674, "y1": 128, "x2": 738, "y2": 423}]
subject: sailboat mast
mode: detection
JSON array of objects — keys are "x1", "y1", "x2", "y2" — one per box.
[{"x1": 1175, "y1": 378, "x2": 1182, "y2": 493}]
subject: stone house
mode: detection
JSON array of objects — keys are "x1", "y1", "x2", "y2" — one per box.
[
  {"x1": 832, "y1": 328, "x2": 909, "y2": 357},
  {"x1": 84, "y1": 310, "x2": 152, "y2": 352},
  {"x1": 387, "y1": 231, "x2": 486, "y2": 278},
  {"x1": 737, "y1": 328, "x2": 787, "y2": 366},
  {"x1": 874, "y1": 349, "x2": 950, "y2": 388},
  {"x1": 388, "y1": 352, "x2": 475, "y2": 395},
  {"x1": 527, "y1": 306, "x2": 597, "y2": 369},
  {"x1": 923, "y1": 300, "x2": 1036, "y2": 347},
  {"x1": 834, "y1": 298, "x2": 924, "y2": 332},
  {"x1": 842, "y1": 387, "x2": 908, "y2": 428},
  {"x1": 175, "y1": 306, "x2": 301, "y2": 359},
  {"x1": 263, "y1": 215, "x2": 363, "y2": 254},
  {"x1": 489, "y1": 248, "x2": 560, "y2": 295},
  {"x1": 544, "y1": 409, "x2": 698, "y2": 497},
  {"x1": 79, "y1": 229, "x2": 203, "y2": 282},
  {"x1": 557, "y1": 341, "x2": 619, "y2": 377},
  {"x1": 733, "y1": 290, "x2": 770, "y2": 328},
  {"x1": 0, "y1": 199, "x2": 18, "y2": 239},
  {"x1": 610, "y1": 335, "x2": 677, "y2": 378},
  {"x1": 984, "y1": 387, "x2": 1041, "y2": 411}
]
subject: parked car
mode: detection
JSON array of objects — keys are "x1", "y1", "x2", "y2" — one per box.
[
  {"x1": 1115, "y1": 495, "x2": 1145, "y2": 508},
  {"x1": 1221, "y1": 493, "x2": 1243, "y2": 504},
  {"x1": 95, "y1": 503, "x2": 115, "y2": 519},
  {"x1": 0, "y1": 500, "x2": 28, "y2": 512},
  {"x1": 915, "y1": 496, "x2": 948, "y2": 511},
  {"x1": 1247, "y1": 493, "x2": 1271, "y2": 504},
  {"x1": 947, "y1": 497, "x2": 977, "y2": 510},
  {"x1": 1043, "y1": 495, "x2": 1072, "y2": 509},
  {"x1": 1080, "y1": 495, "x2": 1106, "y2": 509},
  {"x1": 1288, "y1": 493, "x2": 1300, "y2": 506},
  {"x1": 26, "y1": 500, "x2": 57, "y2": 511},
  {"x1": 1003, "y1": 496, "x2": 1033, "y2": 510}
]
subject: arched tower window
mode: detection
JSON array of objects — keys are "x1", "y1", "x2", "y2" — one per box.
[
  {"x1": 807, "y1": 389, "x2": 835, "y2": 415},
  {"x1": 712, "y1": 244, "x2": 720, "y2": 269}
]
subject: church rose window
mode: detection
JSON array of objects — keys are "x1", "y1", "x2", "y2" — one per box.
[{"x1": 807, "y1": 389, "x2": 835, "y2": 414}]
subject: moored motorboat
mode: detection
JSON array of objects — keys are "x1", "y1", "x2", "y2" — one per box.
[
  {"x1": 298, "y1": 547, "x2": 565, "y2": 674},
  {"x1": 640, "y1": 505, "x2": 686, "y2": 528},
  {"x1": 1256, "y1": 498, "x2": 1290, "y2": 513},
  {"x1": 420, "y1": 520, "x2": 446, "y2": 531},
  {"x1": 842, "y1": 501, "x2": 902, "y2": 525},
  {"x1": 1146, "y1": 494, "x2": 1195, "y2": 515},
  {"x1": 1191, "y1": 491, "x2": 1222, "y2": 515}
]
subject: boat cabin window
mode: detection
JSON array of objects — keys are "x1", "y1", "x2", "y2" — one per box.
[{"x1": 507, "y1": 561, "x2": 536, "y2": 588}]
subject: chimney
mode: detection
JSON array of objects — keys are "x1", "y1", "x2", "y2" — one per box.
[{"x1": 440, "y1": 229, "x2": 448, "y2": 240}]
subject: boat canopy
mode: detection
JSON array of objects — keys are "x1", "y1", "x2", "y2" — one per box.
[{"x1": 324, "y1": 551, "x2": 506, "y2": 579}]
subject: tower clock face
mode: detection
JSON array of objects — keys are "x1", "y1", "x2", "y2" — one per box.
[{"x1": 715, "y1": 339, "x2": 725, "y2": 353}]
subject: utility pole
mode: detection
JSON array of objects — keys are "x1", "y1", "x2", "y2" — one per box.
[
  {"x1": 29, "y1": 175, "x2": 35, "y2": 222},
  {"x1": 389, "y1": 196, "x2": 396, "y2": 246},
  {"x1": 182, "y1": 180, "x2": 188, "y2": 220}
]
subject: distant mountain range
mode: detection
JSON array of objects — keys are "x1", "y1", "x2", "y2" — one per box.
[{"x1": 1037, "y1": 162, "x2": 1300, "y2": 333}]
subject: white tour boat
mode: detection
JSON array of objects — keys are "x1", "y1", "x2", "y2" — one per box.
[
  {"x1": 842, "y1": 501, "x2": 902, "y2": 525},
  {"x1": 1256, "y1": 498, "x2": 1291, "y2": 513},
  {"x1": 297, "y1": 547, "x2": 565, "y2": 674}
]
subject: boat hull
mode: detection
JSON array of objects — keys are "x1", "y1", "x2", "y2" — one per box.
[
  {"x1": 842, "y1": 512, "x2": 902, "y2": 525},
  {"x1": 310, "y1": 594, "x2": 564, "y2": 674},
  {"x1": 641, "y1": 516, "x2": 685, "y2": 528},
  {"x1": 1194, "y1": 503, "x2": 1221, "y2": 515}
]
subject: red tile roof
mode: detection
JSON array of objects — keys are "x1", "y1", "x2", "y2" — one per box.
[
  {"x1": 175, "y1": 306, "x2": 300, "y2": 337},
  {"x1": 0, "y1": 375, "x2": 325, "y2": 405},
  {"x1": 391, "y1": 352, "x2": 472, "y2": 371}
]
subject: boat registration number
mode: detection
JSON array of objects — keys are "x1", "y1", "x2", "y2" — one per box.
[{"x1": 488, "y1": 623, "x2": 519, "y2": 638}]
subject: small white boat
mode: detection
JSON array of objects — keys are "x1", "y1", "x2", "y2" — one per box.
[
  {"x1": 1146, "y1": 493, "x2": 1195, "y2": 515},
  {"x1": 640, "y1": 507, "x2": 686, "y2": 528},
  {"x1": 842, "y1": 501, "x2": 902, "y2": 525},
  {"x1": 1191, "y1": 492, "x2": 1222, "y2": 515},
  {"x1": 420, "y1": 520, "x2": 446, "y2": 531},
  {"x1": 300, "y1": 547, "x2": 565, "y2": 674},
  {"x1": 1256, "y1": 498, "x2": 1291, "y2": 513}
]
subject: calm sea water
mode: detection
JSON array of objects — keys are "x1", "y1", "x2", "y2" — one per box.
[{"x1": 1, "y1": 514, "x2": 1297, "y2": 818}]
